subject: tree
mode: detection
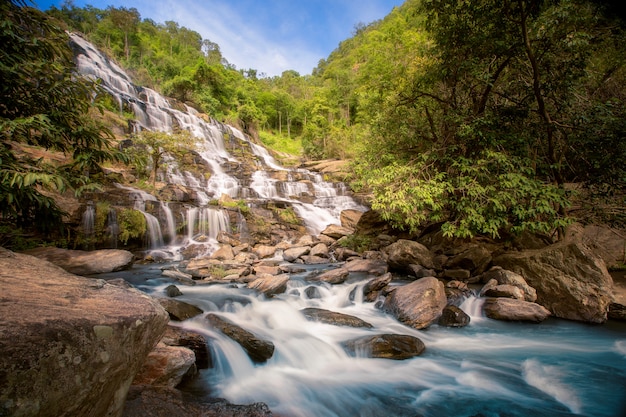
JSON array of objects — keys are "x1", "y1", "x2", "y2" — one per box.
[{"x1": 0, "y1": 1, "x2": 121, "y2": 234}]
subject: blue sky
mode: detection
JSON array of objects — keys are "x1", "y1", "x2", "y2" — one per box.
[{"x1": 34, "y1": 0, "x2": 404, "y2": 76}]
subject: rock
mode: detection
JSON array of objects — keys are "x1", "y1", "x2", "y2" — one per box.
[
  {"x1": 162, "y1": 269, "x2": 196, "y2": 286},
  {"x1": 483, "y1": 284, "x2": 525, "y2": 300},
  {"x1": 157, "y1": 298, "x2": 204, "y2": 321},
  {"x1": 304, "y1": 286, "x2": 322, "y2": 299},
  {"x1": 253, "y1": 264, "x2": 281, "y2": 275},
  {"x1": 22, "y1": 247, "x2": 134, "y2": 275},
  {"x1": 340, "y1": 209, "x2": 363, "y2": 230},
  {"x1": 494, "y1": 241, "x2": 613, "y2": 323},
  {"x1": 483, "y1": 298, "x2": 551, "y2": 323},
  {"x1": 132, "y1": 342, "x2": 196, "y2": 388},
  {"x1": 164, "y1": 285, "x2": 183, "y2": 297},
  {"x1": 335, "y1": 247, "x2": 360, "y2": 261},
  {"x1": 0, "y1": 248, "x2": 169, "y2": 417},
  {"x1": 582, "y1": 224, "x2": 626, "y2": 269},
  {"x1": 309, "y1": 243, "x2": 329, "y2": 258},
  {"x1": 321, "y1": 224, "x2": 354, "y2": 239},
  {"x1": 445, "y1": 245, "x2": 492, "y2": 275},
  {"x1": 383, "y1": 239, "x2": 434, "y2": 271},
  {"x1": 442, "y1": 268, "x2": 471, "y2": 281},
  {"x1": 354, "y1": 210, "x2": 394, "y2": 237},
  {"x1": 363, "y1": 272, "x2": 392, "y2": 302},
  {"x1": 247, "y1": 273, "x2": 290, "y2": 297},
  {"x1": 300, "y1": 255, "x2": 329, "y2": 264},
  {"x1": 123, "y1": 385, "x2": 272, "y2": 417},
  {"x1": 282, "y1": 246, "x2": 310, "y2": 262},
  {"x1": 300, "y1": 308, "x2": 373, "y2": 328},
  {"x1": 479, "y1": 266, "x2": 537, "y2": 302},
  {"x1": 608, "y1": 302, "x2": 626, "y2": 321},
  {"x1": 206, "y1": 314, "x2": 274, "y2": 363},
  {"x1": 308, "y1": 267, "x2": 349, "y2": 284},
  {"x1": 342, "y1": 334, "x2": 425, "y2": 360},
  {"x1": 296, "y1": 234, "x2": 315, "y2": 246},
  {"x1": 344, "y1": 258, "x2": 388, "y2": 276},
  {"x1": 210, "y1": 244, "x2": 235, "y2": 261},
  {"x1": 382, "y1": 276, "x2": 447, "y2": 329},
  {"x1": 408, "y1": 264, "x2": 436, "y2": 279},
  {"x1": 438, "y1": 305, "x2": 470, "y2": 327},
  {"x1": 253, "y1": 245, "x2": 276, "y2": 259},
  {"x1": 217, "y1": 231, "x2": 242, "y2": 247},
  {"x1": 161, "y1": 326, "x2": 211, "y2": 369}
]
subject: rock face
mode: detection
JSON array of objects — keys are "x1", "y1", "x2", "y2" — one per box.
[
  {"x1": 483, "y1": 298, "x2": 551, "y2": 323},
  {"x1": 300, "y1": 308, "x2": 373, "y2": 328},
  {"x1": 384, "y1": 239, "x2": 434, "y2": 271},
  {"x1": 22, "y1": 246, "x2": 134, "y2": 275},
  {"x1": 342, "y1": 334, "x2": 425, "y2": 360},
  {"x1": 0, "y1": 248, "x2": 169, "y2": 417},
  {"x1": 494, "y1": 241, "x2": 613, "y2": 323},
  {"x1": 382, "y1": 276, "x2": 447, "y2": 329},
  {"x1": 206, "y1": 314, "x2": 274, "y2": 363}
]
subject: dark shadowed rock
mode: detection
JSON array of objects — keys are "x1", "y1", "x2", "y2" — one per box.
[
  {"x1": 445, "y1": 245, "x2": 492, "y2": 275},
  {"x1": 342, "y1": 334, "x2": 425, "y2": 360},
  {"x1": 157, "y1": 298, "x2": 204, "y2": 321},
  {"x1": 438, "y1": 305, "x2": 470, "y2": 327},
  {"x1": 206, "y1": 314, "x2": 274, "y2": 363},
  {"x1": 483, "y1": 298, "x2": 551, "y2": 323},
  {"x1": 161, "y1": 326, "x2": 211, "y2": 369},
  {"x1": 363, "y1": 272, "x2": 392, "y2": 302},
  {"x1": 308, "y1": 267, "x2": 349, "y2": 284},
  {"x1": 22, "y1": 246, "x2": 134, "y2": 275},
  {"x1": 608, "y1": 302, "x2": 626, "y2": 321},
  {"x1": 334, "y1": 247, "x2": 360, "y2": 261},
  {"x1": 300, "y1": 307, "x2": 373, "y2": 328},
  {"x1": 479, "y1": 266, "x2": 537, "y2": 302},
  {"x1": 165, "y1": 285, "x2": 183, "y2": 297},
  {"x1": 383, "y1": 239, "x2": 434, "y2": 271},
  {"x1": 382, "y1": 276, "x2": 447, "y2": 329},
  {"x1": 304, "y1": 286, "x2": 322, "y2": 299},
  {"x1": 0, "y1": 248, "x2": 169, "y2": 417}
]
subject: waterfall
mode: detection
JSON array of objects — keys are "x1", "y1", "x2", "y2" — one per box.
[
  {"x1": 161, "y1": 202, "x2": 177, "y2": 245},
  {"x1": 106, "y1": 208, "x2": 119, "y2": 248},
  {"x1": 186, "y1": 207, "x2": 231, "y2": 241},
  {"x1": 81, "y1": 202, "x2": 95, "y2": 249}
]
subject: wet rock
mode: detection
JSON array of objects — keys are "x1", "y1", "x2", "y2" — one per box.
[
  {"x1": 0, "y1": 248, "x2": 169, "y2": 417},
  {"x1": 494, "y1": 241, "x2": 613, "y2": 323},
  {"x1": 165, "y1": 285, "x2": 183, "y2": 297},
  {"x1": 161, "y1": 326, "x2": 211, "y2": 369},
  {"x1": 344, "y1": 258, "x2": 388, "y2": 276},
  {"x1": 483, "y1": 298, "x2": 551, "y2": 323},
  {"x1": 157, "y1": 298, "x2": 203, "y2": 321},
  {"x1": 438, "y1": 305, "x2": 470, "y2": 327},
  {"x1": 382, "y1": 276, "x2": 447, "y2": 329},
  {"x1": 247, "y1": 273, "x2": 290, "y2": 297},
  {"x1": 321, "y1": 224, "x2": 354, "y2": 239},
  {"x1": 300, "y1": 307, "x2": 373, "y2": 328},
  {"x1": 283, "y1": 246, "x2": 310, "y2": 262},
  {"x1": 22, "y1": 246, "x2": 134, "y2": 275},
  {"x1": 206, "y1": 314, "x2": 274, "y2": 363},
  {"x1": 132, "y1": 342, "x2": 196, "y2": 388},
  {"x1": 479, "y1": 266, "x2": 537, "y2": 302},
  {"x1": 363, "y1": 272, "x2": 392, "y2": 302},
  {"x1": 342, "y1": 334, "x2": 425, "y2": 360},
  {"x1": 162, "y1": 269, "x2": 196, "y2": 286},
  {"x1": 383, "y1": 239, "x2": 434, "y2": 271},
  {"x1": 304, "y1": 286, "x2": 322, "y2": 299},
  {"x1": 308, "y1": 267, "x2": 349, "y2": 284}
]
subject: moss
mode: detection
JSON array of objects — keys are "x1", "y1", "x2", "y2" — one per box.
[
  {"x1": 273, "y1": 207, "x2": 301, "y2": 225},
  {"x1": 117, "y1": 208, "x2": 147, "y2": 245},
  {"x1": 221, "y1": 199, "x2": 251, "y2": 215}
]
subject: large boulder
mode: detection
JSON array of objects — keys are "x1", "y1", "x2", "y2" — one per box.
[
  {"x1": 282, "y1": 246, "x2": 310, "y2": 262},
  {"x1": 0, "y1": 248, "x2": 169, "y2": 417},
  {"x1": 157, "y1": 298, "x2": 204, "y2": 321},
  {"x1": 22, "y1": 246, "x2": 134, "y2": 275},
  {"x1": 342, "y1": 334, "x2": 425, "y2": 360},
  {"x1": 247, "y1": 273, "x2": 290, "y2": 297},
  {"x1": 483, "y1": 298, "x2": 551, "y2": 323},
  {"x1": 205, "y1": 314, "x2": 274, "y2": 363},
  {"x1": 321, "y1": 224, "x2": 354, "y2": 239},
  {"x1": 383, "y1": 239, "x2": 434, "y2": 271},
  {"x1": 344, "y1": 258, "x2": 388, "y2": 276},
  {"x1": 382, "y1": 276, "x2": 447, "y2": 329},
  {"x1": 300, "y1": 308, "x2": 373, "y2": 328},
  {"x1": 444, "y1": 245, "x2": 492, "y2": 275},
  {"x1": 479, "y1": 266, "x2": 537, "y2": 302},
  {"x1": 494, "y1": 241, "x2": 613, "y2": 323},
  {"x1": 307, "y1": 267, "x2": 349, "y2": 285}
]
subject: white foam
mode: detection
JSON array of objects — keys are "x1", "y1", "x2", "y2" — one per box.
[{"x1": 522, "y1": 358, "x2": 582, "y2": 414}]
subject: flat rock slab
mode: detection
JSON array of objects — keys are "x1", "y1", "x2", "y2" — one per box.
[
  {"x1": 483, "y1": 297, "x2": 551, "y2": 323},
  {"x1": 300, "y1": 307, "x2": 373, "y2": 328},
  {"x1": 22, "y1": 246, "x2": 134, "y2": 275}
]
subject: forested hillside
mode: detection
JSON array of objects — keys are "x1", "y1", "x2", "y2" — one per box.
[{"x1": 1, "y1": 0, "x2": 624, "y2": 247}]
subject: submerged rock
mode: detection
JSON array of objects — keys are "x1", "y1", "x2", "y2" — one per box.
[
  {"x1": 342, "y1": 334, "x2": 425, "y2": 360},
  {"x1": 382, "y1": 276, "x2": 447, "y2": 329},
  {"x1": 206, "y1": 314, "x2": 274, "y2": 363},
  {"x1": 0, "y1": 248, "x2": 169, "y2": 417},
  {"x1": 300, "y1": 307, "x2": 373, "y2": 328}
]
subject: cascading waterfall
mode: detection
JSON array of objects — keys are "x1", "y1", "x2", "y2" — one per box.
[{"x1": 81, "y1": 202, "x2": 95, "y2": 249}]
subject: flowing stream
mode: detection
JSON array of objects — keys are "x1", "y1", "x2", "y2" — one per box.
[{"x1": 98, "y1": 264, "x2": 626, "y2": 417}]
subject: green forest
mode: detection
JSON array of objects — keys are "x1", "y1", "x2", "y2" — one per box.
[{"x1": 1, "y1": 0, "x2": 625, "y2": 245}]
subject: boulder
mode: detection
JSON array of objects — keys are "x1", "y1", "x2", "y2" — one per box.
[
  {"x1": 308, "y1": 267, "x2": 349, "y2": 284},
  {"x1": 342, "y1": 334, "x2": 425, "y2": 360},
  {"x1": 363, "y1": 272, "x2": 392, "y2": 302},
  {"x1": 340, "y1": 209, "x2": 363, "y2": 230},
  {"x1": 157, "y1": 298, "x2": 204, "y2": 321},
  {"x1": 161, "y1": 326, "x2": 211, "y2": 369},
  {"x1": 253, "y1": 245, "x2": 276, "y2": 259},
  {"x1": 344, "y1": 258, "x2": 388, "y2": 276},
  {"x1": 254, "y1": 264, "x2": 282, "y2": 276},
  {"x1": 483, "y1": 284, "x2": 525, "y2": 300},
  {"x1": 408, "y1": 264, "x2": 436, "y2": 279},
  {"x1": 335, "y1": 247, "x2": 360, "y2": 261},
  {"x1": 383, "y1": 239, "x2": 434, "y2": 271},
  {"x1": 445, "y1": 245, "x2": 492, "y2": 275},
  {"x1": 608, "y1": 302, "x2": 626, "y2": 321},
  {"x1": 382, "y1": 276, "x2": 447, "y2": 329},
  {"x1": 582, "y1": 224, "x2": 626, "y2": 269},
  {"x1": 164, "y1": 285, "x2": 183, "y2": 297},
  {"x1": 162, "y1": 269, "x2": 195, "y2": 286},
  {"x1": 442, "y1": 268, "x2": 471, "y2": 281},
  {"x1": 206, "y1": 314, "x2": 274, "y2": 363},
  {"x1": 321, "y1": 224, "x2": 354, "y2": 239},
  {"x1": 494, "y1": 241, "x2": 613, "y2": 323},
  {"x1": 309, "y1": 243, "x2": 329, "y2": 258},
  {"x1": 22, "y1": 247, "x2": 134, "y2": 275},
  {"x1": 483, "y1": 298, "x2": 551, "y2": 323},
  {"x1": 282, "y1": 246, "x2": 310, "y2": 262},
  {"x1": 210, "y1": 244, "x2": 235, "y2": 261},
  {"x1": 132, "y1": 342, "x2": 196, "y2": 388},
  {"x1": 301, "y1": 255, "x2": 330, "y2": 264},
  {"x1": 354, "y1": 210, "x2": 394, "y2": 237},
  {"x1": 304, "y1": 286, "x2": 322, "y2": 299},
  {"x1": 0, "y1": 248, "x2": 169, "y2": 417},
  {"x1": 300, "y1": 308, "x2": 373, "y2": 328},
  {"x1": 438, "y1": 305, "x2": 471, "y2": 327},
  {"x1": 480, "y1": 266, "x2": 537, "y2": 302},
  {"x1": 247, "y1": 273, "x2": 290, "y2": 297}
]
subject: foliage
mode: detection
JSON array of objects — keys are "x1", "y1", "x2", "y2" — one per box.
[
  {"x1": 117, "y1": 208, "x2": 146, "y2": 245},
  {"x1": 220, "y1": 199, "x2": 251, "y2": 215},
  {"x1": 272, "y1": 206, "x2": 301, "y2": 226},
  {"x1": 338, "y1": 234, "x2": 372, "y2": 253},
  {"x1": 258, "y1": 131, "x2": 302, "y2": 156}
]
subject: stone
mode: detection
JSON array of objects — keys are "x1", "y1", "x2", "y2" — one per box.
[
  {"x1": 309, "y1": 243, "x2": 329, "y2": 258},
  {"x1": 342, "y1": 334, "x2": 425, "y2": 360},
  {"x1": 161, "y1": 326, "x2": 211, "y2": 369},
  {"x1": 442, "y1": 268, "x2": 471, "y2": 281},
  {"x1": 483, "y1": 298, "x2": 551, "y2": 323},
  {"x1": 132, "y1": 342, "x2": 196, "y2": 388},
  {"x1": 582, "y1": 224, "x2": 626, "y2": 269},
  {"x1": 247, "y1": 273, "x2": 290, "y2": 297},
  {"x1": 157, "y1": 298, "x2": 204, "y2": 321},
  {"x1": 300, "y1": 255, "x2": 329, "y2": 264},
  {"x1": 300, "y1": 308, "x2": 373, "y2": 328},
  {"x1": 383, "y1": 239, "x2": 434, "y2": 271},
  {"x1": 354, "y1": 210, "x2": 394, "y2": 237},
  {"x1": 308, "y1": 267, "x2": 349, "y2": 284},
  {"x1": 608, "y1": 302, "x2": 626, "y2": 321},
  {"x1": 438, "y1": 305, "x2": 471, "y2": 327},
  {"x1": 304, "y1": 286, "x2": 322, "y2": 299},
  {"x1": 321, "y1": 224, "x2": 354, "y2": 239},
  {"x1": 253, "y1": 264, "x2": 281, "y2": 275},
  {"x1": 335, "y1": 247, "x2": 360, "y2": 261},
  {"x1": 483, "y1": 284, "x2": 525, "y2": 300},
  {"x1": 382, "y1": 276, "x2": 447, "y2": 329},
  {"x1": 408, "y1": 264, "x2": 436, "y2": 279},
  {"x1": 206, "y1": 314, "x2": 274, "y2": 363},
  {"x1": 445, "y1": 245, "x2": 492, "y2": 275},
  {"x1": 363, "y1": 272, "x2": 392, "y2": 302},
  {"x1": 494, "y1": 241, "x2": 613, "y2": 323},
  {"x1": 344, "y1": 258, "x2": 388, "y2": 276},
  {"x1": 164, "y1": 285, "x2": 183, "y2": 297},
  {"x1": 253, "y1": 245, "x2": 277, "y2": 259},
  {"x1": 282, "y1": 246, "x2": 310, "y2": 262},
  {"x1": 210, "y1": 244, "x2": 235, "y2": 261},
  {"x1": 0, "y1": 248, "x2": 169, "y2": 417},
  {"x1": 340, "y1": 209, "x2": 363, "y2": 230},
  {"x1": 480, "y1": 266, "x2": 537, "y2": 302},
  {"x1": 296, "y1": 234, "x2": 315, "y2": 246},
  {"x1": 22, "y1": 246, "x2": 134, "y2": 275}
]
